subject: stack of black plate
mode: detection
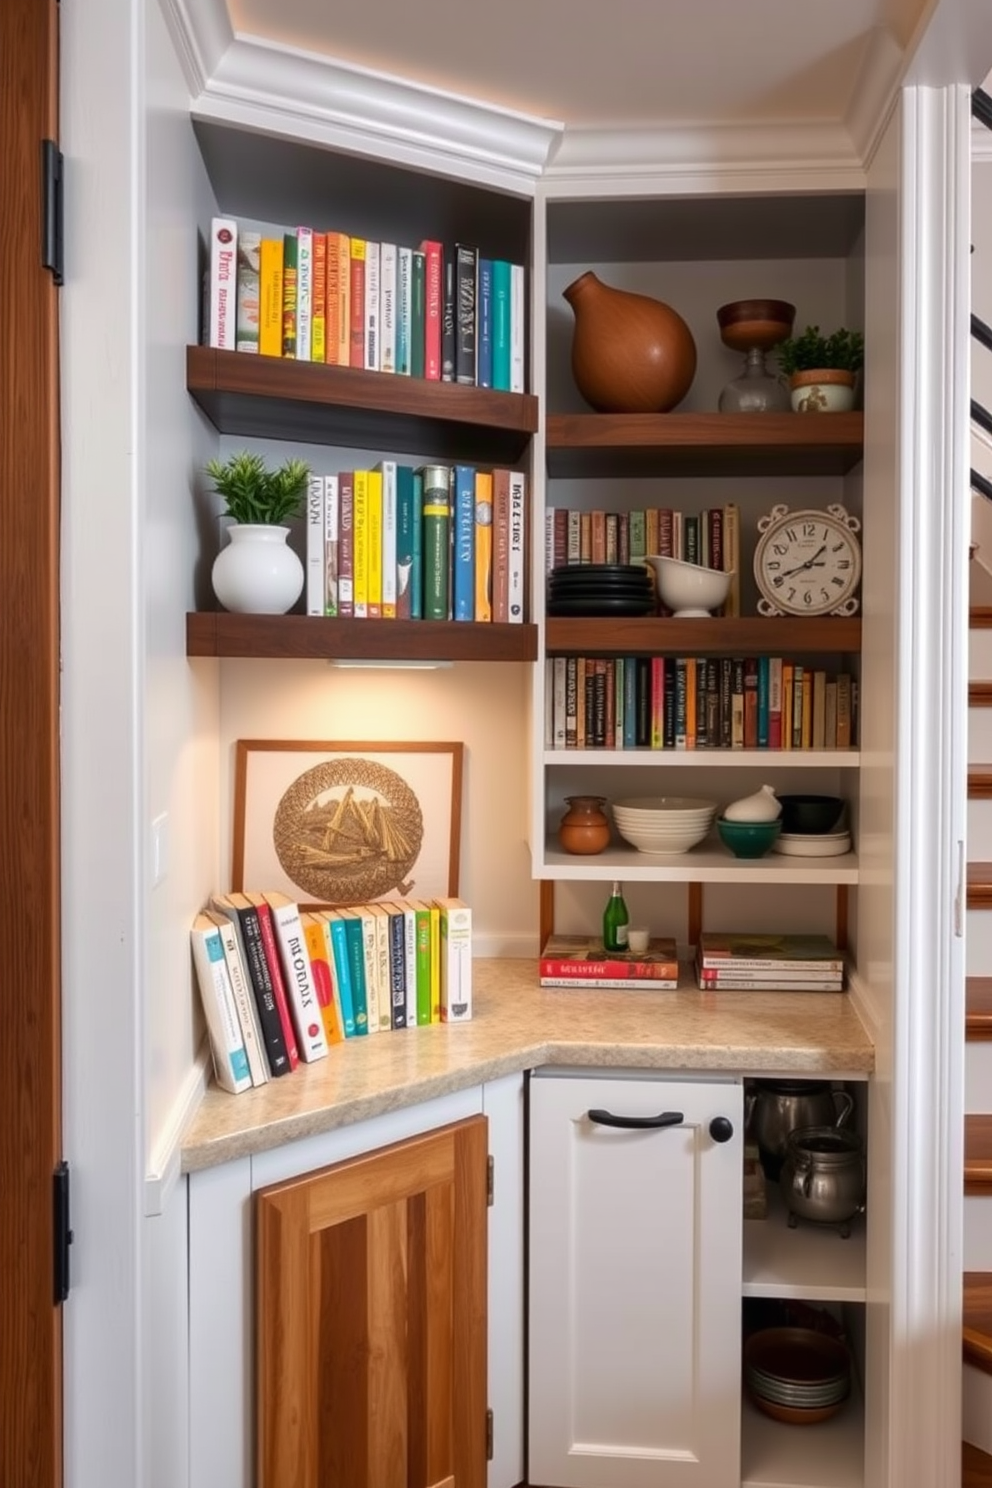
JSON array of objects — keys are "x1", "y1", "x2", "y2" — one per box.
[{"x1": 547, "y1": 563, "x2": 655, "y2": 617}]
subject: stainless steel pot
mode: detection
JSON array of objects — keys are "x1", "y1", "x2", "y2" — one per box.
[
  {"x1": 746, "y1": 1079, "x2": 854, "y2": 1167},
  {"x1": 779, "y1": 1124, "x2": 866, "y2": 1235}
]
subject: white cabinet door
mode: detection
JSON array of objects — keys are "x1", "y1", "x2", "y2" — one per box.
[{"x1": 528, "y1": 1071, "x2": 743, "y2": 1488}]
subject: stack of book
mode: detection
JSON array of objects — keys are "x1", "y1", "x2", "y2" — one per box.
[
  {"x1": 539, "y1": 935, "x2": 680, "y2": 989},
  {"x1": 694, "y1": 933, "x2": 846, "y2": 992},
  {"x1": 208, "y1": 217, "x2": 526, "y2": 391},
  {"x1": 190, "y1": 890, "x2": 472, "y2": 1096},
  {"x1": 306, "y1": 462, "x2": 526, "y2": 624}
]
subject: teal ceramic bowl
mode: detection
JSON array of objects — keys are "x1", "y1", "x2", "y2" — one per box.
[{"x1": 716, "y1": 817, "x2": 782, "y2": 859}]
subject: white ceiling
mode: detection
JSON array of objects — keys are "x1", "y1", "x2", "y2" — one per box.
[{"x1": 228, "y1": 0, "x2": 930, "y2": 129}]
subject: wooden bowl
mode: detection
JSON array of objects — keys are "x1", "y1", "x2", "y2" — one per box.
[{"x1": 717, "y1": 298, "x2": 795, "y2": 353}]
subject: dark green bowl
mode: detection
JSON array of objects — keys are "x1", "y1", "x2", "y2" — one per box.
[{"x1": 716, "y1": 817, "x2": 782, "y2": 859}]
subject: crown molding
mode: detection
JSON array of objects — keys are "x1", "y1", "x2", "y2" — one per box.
[
  {"x1": 158, "y1": 0, "x2": 233, "y2": 97},
  {"x1": 165, "y1": 0, "x2": 562, "y2": 192},
  {"x1": 844, "y1": 25, "x2": 905, "y2": 166},
  {"x1": 541, "y1": 119, "x2": 864, "y2": 195}
]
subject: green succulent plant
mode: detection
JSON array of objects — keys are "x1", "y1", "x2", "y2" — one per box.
[
  {"x1": 205, "y1": 450, "x2": 310, "y2": 525},
  {"x1": 776, "y1": 325, "x2": 865, "y2": 377}
]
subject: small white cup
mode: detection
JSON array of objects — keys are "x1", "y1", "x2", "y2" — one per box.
[{"x1": 627, "y1": 927, "x2": 650, "y2": 954}]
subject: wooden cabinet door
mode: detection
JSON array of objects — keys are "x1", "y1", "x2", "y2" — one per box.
[
  {"x1": 528, "y1": 1074, "x2": 743, "y2": 1488},
  {"x1": 256, "y1": 1113, "x2": 488, "y2": 1488}
]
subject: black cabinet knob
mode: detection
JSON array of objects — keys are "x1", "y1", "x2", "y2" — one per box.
[{"x1": 709, "y1": 1116, "x2": 734, "y2": 1143}]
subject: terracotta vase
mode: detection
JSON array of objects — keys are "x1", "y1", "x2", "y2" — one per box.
[
  {"x1": 558, "y1": 795, "x2": 611, "y2": 855},
  {"x1": 562, "y1": 271, "x2": 697, "y2": 413}
]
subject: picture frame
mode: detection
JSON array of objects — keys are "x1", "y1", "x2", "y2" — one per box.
[{"x1": 232, "y1": 739, "x2": 464, "y2": 909}]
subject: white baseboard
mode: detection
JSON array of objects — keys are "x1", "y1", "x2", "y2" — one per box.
[{"x1": 143, "y1": 1044, "x2": 211, "y2": 1216}]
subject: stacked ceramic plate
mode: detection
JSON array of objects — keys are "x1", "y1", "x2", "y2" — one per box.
[
  {"x1": 774, "y1": 830, "x2": 852, "y2": 858},
  {"x1": 611, "y1": 796, "x2": 718, "y2": 855},
  {"x1": 744, "y1": 1327, "x2": 851, "y2": 1425},
  {"x1": 547, "y1": 563, "x2": 655, "y2": 617}
]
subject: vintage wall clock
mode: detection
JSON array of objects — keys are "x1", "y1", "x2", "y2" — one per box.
[{"x1": 753, "y1": 502, "x2": 862, "y2": 617}]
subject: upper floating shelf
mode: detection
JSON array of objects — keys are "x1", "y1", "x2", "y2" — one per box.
[
  {"x1": 187, "y1": 346, "x2": 539, "y2": 464},
  {"x1": 545, "y1": 412, "x2": 864, "y2": 478},
  {"x1": 186, "y1": 613, "x2": 538, "y2": 663}
]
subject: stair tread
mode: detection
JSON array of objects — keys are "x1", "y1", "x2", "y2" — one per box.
[
  {"x1": 968, "y1": 863, "x2": 992, "y2": 906},
  {"x1": 970, "y1": 767, "x2": 992, "y2": 790},
  {"x1": 964, "y1": 1273, "x2": 992, "y2": 1370},
  {"x1": 970, "y1": 683, "x2": 992, "y2": 704},
  {"x1": 964, "y1": 1440, "x2": 992, "y2": 1487},
  {"x1": 966, "y1": 1117, "x2": 992, "y2": 1192},
  {"x1": 971, "y1": 606, "x2": 992, "y2": 628},
  {"x1": 967, "y1": 978, "x2": 992, "y2": 1039}
]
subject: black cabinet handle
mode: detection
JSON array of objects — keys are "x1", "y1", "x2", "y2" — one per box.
[
  {"x1": 709, "y1": 1117, "x2": 734, "y2": 1143},
  {"x1": 587, "y1": 1108, "x2": 684, "y2": 1130}
]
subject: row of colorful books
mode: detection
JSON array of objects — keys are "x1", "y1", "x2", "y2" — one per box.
[
  {"x1": 539, "y1": 932, "x2": 845, "y2": 991},
  {"x1": 306, "y1": 461, "x2": 527, "y2": 623},
  {"x1": 208, "y1": 217, "x2": 526, "y2": 390},
  {"x1": 546, "y1": 503, "x2": 741, "y2": 617},
  {"x1": 545, "y1": 655, "x2": 858, "y2": 751},
  {"x1": 191, "y1": 890, "x2": 473, "y2": 1097}
]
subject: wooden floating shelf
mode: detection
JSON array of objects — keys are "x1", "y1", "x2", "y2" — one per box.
[
  {"x1": 545, "y1": 615, "x2": 862, "y2": 656},
  {"x1": 187, "y1": 346, "x2": 539, "y2": 463},
  {"x1": 546, "y1": 411, "x2": 864, "y2": 478},
  {"x1": 186, "y1": 612, "x2": 539, "y2": 662}
]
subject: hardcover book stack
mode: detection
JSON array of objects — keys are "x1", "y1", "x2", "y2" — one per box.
[
  {"x1": 695, "y1": 933, "x2": 846, "y2": 992},
  {"x1": 539, "y1": 935, "x2": 680, "y2": 989},
  {"x1": 546, "y1": 502, "x2": 741, "y2": 616},
  {"x1": 208, "y1": 217, "x2": 526, "y2": 391},
  {"x1": 545, "y1": 655, "x2": 857, "y2": 751},
  {"x1": 305, "y1": 462, "x2": 526, "y2": 624},
  {"x1": 191, "y1": 890, "x2": 472, "y2": 1096}
]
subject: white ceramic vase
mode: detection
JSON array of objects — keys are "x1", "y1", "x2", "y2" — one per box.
[{"x1": 211, "y1": 524, "x2": 304, "y2": 615}]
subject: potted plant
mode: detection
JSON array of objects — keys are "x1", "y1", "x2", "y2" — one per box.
[
  {"x1": 775, "y1": 325, "x2": 864, "y2": 413},
  {"x1": 205, "y1": 450, "x2": 310, "y2": 614}
]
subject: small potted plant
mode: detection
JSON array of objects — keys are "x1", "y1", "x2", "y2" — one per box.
[
  {"x1": 776, "y1": 325, "x2": 864, "y2": 413},
  {"x1": 205, "y1": 450, "x2": 310, "y2": 614}
]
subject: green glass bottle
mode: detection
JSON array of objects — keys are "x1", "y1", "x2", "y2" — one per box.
[{"x1": 602, "y1": 881, "x2": 630, "y2": 952}]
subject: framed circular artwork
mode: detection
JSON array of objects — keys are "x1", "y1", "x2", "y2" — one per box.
[{"x1": 232, "y1": 740, "x2": 464, "y2": 907}]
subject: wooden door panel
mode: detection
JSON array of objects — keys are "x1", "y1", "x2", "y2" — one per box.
[
  {"x1": 257, "y1": 1115, "x2": 487, "y2": 1488},
  {"x1": 0, "y1": 0, "x2": 62, "y2": 1484}
]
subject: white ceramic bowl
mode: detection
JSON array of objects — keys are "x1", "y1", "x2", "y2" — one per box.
[
  {"x1": 612, "y1": 796, "x2": 717, "y2": 854},
  {"x1": 643, "y1": 555, "x2": 733, "y2": 617},
  {"x1": 615, "y1": 823, "x2": 713, "y2": 854}
]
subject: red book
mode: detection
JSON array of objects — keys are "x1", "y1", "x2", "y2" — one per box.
[
  {"x1": 420, "y1": 239, "x2": 443, "y2": 380},
  {"x1": 492, "y1": 468, "x2": 511, "y2": 622},
  {"x1": 246, "y1": 895, "x2": 299, "y2": 1069},
  {"x1": 540, "y1": 935, "x2": 679, "y2": 988},
  {"x1": 338, "y1": 472, "x2": 354, "y2": 617}
]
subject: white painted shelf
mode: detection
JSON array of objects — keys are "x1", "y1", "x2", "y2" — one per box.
[
  {"x1": 742, "y1": 1189, "x2": 866, "y2": 1302},
  {"x1": 537, "y1": 841, "x2": 859, "y2": 883},
  {"x1": 543, "y1": 749, "x2": 861, "y2": 768},
  {"x1": 741, "y1": 1391, "x2": 864, "y2": 1488}
]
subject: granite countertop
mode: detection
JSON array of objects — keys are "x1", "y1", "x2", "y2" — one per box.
[{"x1": 180, "y1": 959, "x2": 874, "y2": 1173}]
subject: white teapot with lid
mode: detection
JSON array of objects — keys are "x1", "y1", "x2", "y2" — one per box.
[{"x1": 722, "y1": 784, "x2": 781, "y2": 823}]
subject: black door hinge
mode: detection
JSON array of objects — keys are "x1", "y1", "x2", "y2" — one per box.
[
  {"x1": 54, "y1": 1161, "x2": 73, "y2": 1303},
  {"x1": 487, "y1": 1153, "x2": 494, "y2": 1207},
  {"x1": 41, "y1": 140, "x2": 64, "y2": 286},
  {"x1": 486, "y1": 1407, "x2": 494, "y2": 1461}
]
